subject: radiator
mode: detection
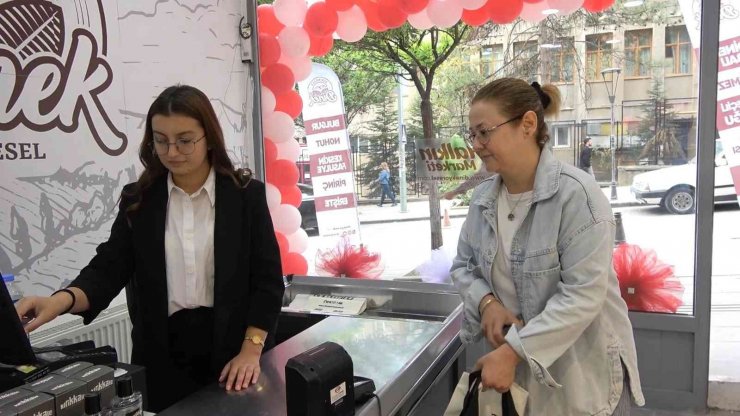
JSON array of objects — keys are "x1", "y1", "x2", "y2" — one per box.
[{"x1": 30, "y1": 303, "x2": 133, "y2": 364}]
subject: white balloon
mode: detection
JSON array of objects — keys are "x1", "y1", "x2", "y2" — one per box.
[
  {"x1": 261, "y1": 87, "x2": 276, "y2": 113},
  {"x1": 287, "y1": 228, "x2": 309, "y2": 253},
  {"x1": 460, "y1": 0, "x2": 486, "y2": 10},
  {"x1": 278, "y1": 54, "x2": 313, "y2": 82},
  {"x1": 263, "y1": 111, "x2": 295, "y2": 143},
  {"x1": 407, "y1": 9, "x2": 434, "y2": 30},
  {"x1": 336, "y1": 6, "x2": 367, "y2": 43},
  {"x1": 265, "y1": 182, "x2": 282, "y2": 209},
  {"x1": 549, "y1": 0, "x2": 583, "y2": 15},
  {"x1": 520, "y1": 0, "x2": 550, "y2": 22},
  {"x1": 274, "y1": 0, "x2": 308, "y2": 26},
  {"x1": 426, "y1": 0, "x2": 463, "y2": 29},
  {"x1": 279, "y1": 26, "x2": 310, "y2": 58},
  {"x1": 276, "y1": 138, "x2": 302, "y2": 161},
  {"x1": 273, "y1": 204, "x2": 302, "y2": 234}
]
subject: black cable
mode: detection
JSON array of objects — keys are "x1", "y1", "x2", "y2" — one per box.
[{"x1": 371, "y1": 393, "x2": 382, "y2": 416}]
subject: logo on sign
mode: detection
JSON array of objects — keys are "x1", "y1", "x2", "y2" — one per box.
[
  {"x1": 0, "y1": 0, "x2": 127, "y2": 156},
  {"x1": 307, "y1": 76, "x2": 337, "y2": 106}
]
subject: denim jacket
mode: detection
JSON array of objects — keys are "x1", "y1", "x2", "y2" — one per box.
[{"x1": 451, "y1": 149, "x2": 645, "y2": 415}]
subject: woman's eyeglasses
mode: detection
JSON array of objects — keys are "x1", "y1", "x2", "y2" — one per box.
[
  {"x1": 465, "y1": 115, "x2": 523, "y2": 147},
  {"x1": 152, "y1": 136, "x2": 205, "y2": 155}
]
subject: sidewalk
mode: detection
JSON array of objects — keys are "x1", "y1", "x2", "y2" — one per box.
[{"x1": 357, "y1": 186, "x2": 644, "y2": 225}]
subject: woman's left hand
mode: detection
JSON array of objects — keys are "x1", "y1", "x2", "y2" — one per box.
[
  {"x1": 475, "y1": 343, "x2": 522, "y2": 393},
  {"x1": 219, "y1": 346, "x2": 261, "y2": 391}
]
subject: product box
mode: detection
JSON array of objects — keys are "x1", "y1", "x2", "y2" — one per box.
[
  {"x1": 0, "y1": 391, "x2": 54, "y2": 416},
  {"x1": 72, "y1": 365, "x2": 115, "y2": 407},
  {"x1": 24, "y1": 374, "x2": 87, "y2": 416},
  {"x1": 0, "y1": 388, "x2": 31, "y2": 409},
  {"x1": 53, "y1": 361, "x2": 94, "y2": 378},
  {"x1": 23, "y1": 374, "x2": 57, "y2": 393}
]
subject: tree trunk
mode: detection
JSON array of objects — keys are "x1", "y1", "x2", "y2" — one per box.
[{"x1": 421, "y1": 95, "x2": 443, "y2": 250}]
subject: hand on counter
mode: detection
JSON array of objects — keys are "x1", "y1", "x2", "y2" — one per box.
[
  {"x1": 475, "y1": 343, "x2": 521, "y2": 393},
  {"x1": 479, "y1": 296, "x2": 523, "y2": 348},
  {"x1": 219, "y1": 342, "x2": 262, "y2": 391}
]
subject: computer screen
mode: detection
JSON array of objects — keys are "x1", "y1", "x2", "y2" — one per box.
[{"x1": 0, "y1": 274, "x2": 36, "y2": 365}]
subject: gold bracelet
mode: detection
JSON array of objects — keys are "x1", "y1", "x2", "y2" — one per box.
[{"x1": 479, "y1": 296, "x2": 497, "y2": 315}]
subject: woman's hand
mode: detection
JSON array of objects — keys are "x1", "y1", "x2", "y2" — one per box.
[
  {"x1": 15, "y1": 295, "x2": 71, "y2": 333},
  {"x1": 475, "y1": 343, "x2": 522, "y2": 393},
  {"x1": 480, "y1": 296, "x2": 523, "y2": 348},
  {"x1": 219, "y1": 343, "x2": 262, "y2": 391}
]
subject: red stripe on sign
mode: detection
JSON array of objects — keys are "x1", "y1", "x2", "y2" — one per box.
[
  {"x1": 314, "y1": 193, "x2": 357, "y2": 212},
  {"x1": 310, "y1": 150, "x2": 352, "y2": 177},
  {"x1": 719, "y1": 36, "x2": 740, "y2": 72},
  {"x1": 716, "y1": 96, "x2": 740, "y2": 130},
  {"x1": 304, "y1": 115, "x2": 346, "y2": 134},
  {"x1": 732, "y1": 165, "x2": 740, "y2": 196}
]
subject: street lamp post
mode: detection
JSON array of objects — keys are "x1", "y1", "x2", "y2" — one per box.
[{"x1": 601, "y1": 67, "x2": 621, "y2": 201}]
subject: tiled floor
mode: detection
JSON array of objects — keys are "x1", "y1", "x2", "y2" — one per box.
[{"x1": 633, "y1": 407, "x2": 739, "y2": 415}]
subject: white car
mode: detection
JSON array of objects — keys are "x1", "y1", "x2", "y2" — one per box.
[{"x1": 630, "y1": 142, "x2": 737, "y2": 214}]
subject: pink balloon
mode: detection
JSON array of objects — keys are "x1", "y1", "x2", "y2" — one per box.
[
  {"x1": 427, "y1": 0, "x2": 463, "y2": 28},
  {"x1": 276, "y1": 138, "x2": 302, "y2": 161},
  {"x1": 279, "y1": 26, "x2": 310, "y2": 58},
  {"x1": 549, "y1": 0, "x2": 583, "y2": 15},
  {"x1": 261, "y1": 87, "x2": 276, "y2": 113},
  {"x1": 265, "y1": 182, "x2": 282, "y2": 209},
  {"x1": 520, "y1": 0, "x2": 550, "y2": 22},
  {"x1": 336, "y1": 6, "x2": 368, "y2": 42},
  {"x1": 460, "y1": 0, "x2": 486, "y2": 10},
  {"x1": 287, "y1": 228, "x2": 309, "y2": 253},
  {"x1": 279, "y1": 54, "x2": 313, "y2": 82},
  {"x1": 407, "y1": 9, "x2": 434, "y2": 29},
  {"x1": 274, "y1": 0, "x2": 308, "y2": 26},
  {"x1": 273, "y1": 204, "x2": 302, "y2": 234},
  {"x1": 263, "y1": 111, "x2": 295, "y2": 143}
]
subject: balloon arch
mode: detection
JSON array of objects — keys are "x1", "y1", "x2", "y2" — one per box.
[{"x1": 258, "y1": 0, "x2": 616, "y2": 275}]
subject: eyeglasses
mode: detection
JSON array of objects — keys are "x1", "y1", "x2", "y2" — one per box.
[
  {"x1": 152, "y1": 135, "x2": 205, "y2": 155},
  {"x1": 465, "y1": 115, "x2": 523, "y2": 147}
]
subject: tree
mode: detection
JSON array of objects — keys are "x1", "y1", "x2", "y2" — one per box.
[
  {"x1": 432, "y1": 52, "x2": 486, "y2": 131},
  {"x1": 332, "y1": 24, "x2": 470, "y2": 249},
  {"x1": 361, "y1": 99, "x2": 398, "y2": 197},
  {"x1": 637, "y1": 80, "x2": 685, "y2": 164}
]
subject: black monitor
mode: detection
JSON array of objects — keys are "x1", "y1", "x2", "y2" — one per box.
[{"x1": 0, "y1": 274, "x2": 36, "y2": 365}]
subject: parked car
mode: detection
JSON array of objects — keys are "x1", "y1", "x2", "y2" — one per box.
[
  {"x1": 631, "y1": 141, "x2": 736, "y2": 214},
  {"x1": 297, "y1": 183, "x2": 318, "y2": 231}
]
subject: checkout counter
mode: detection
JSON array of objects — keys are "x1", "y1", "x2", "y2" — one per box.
[{"x1": 159, "y1": 275, "x2": 466, "y2": 416}]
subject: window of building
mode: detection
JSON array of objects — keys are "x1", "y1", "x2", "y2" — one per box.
[
  {"x1": 513, "y1": 41, "x2": 538, "y2": 77},
  {"x1": 625, "y1": 29, "x2": 652, "y2": 77},
  {"x1": 550, "y1": 38, "x2": 575, "y2": 83},
  {"x1": 666, "y1": 25, "x2": 692, "y2": 75},
  {"x1": 553, "y1": 125, "x2": 571, "y2": 147},
  {"x1": 586, "y1": 33, "x2": 613, "y2": 81},
  {"x1": 480, "y1": 44, "x2": 503, "y2": 78}
]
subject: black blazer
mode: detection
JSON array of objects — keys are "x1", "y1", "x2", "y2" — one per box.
[{"x1": 70, "y1": 173, "x2": 284, "y2": 378}]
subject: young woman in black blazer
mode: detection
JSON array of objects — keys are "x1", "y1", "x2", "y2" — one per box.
[{"x1": 16, "y1": 85, "x2": 284, "y2": 412}]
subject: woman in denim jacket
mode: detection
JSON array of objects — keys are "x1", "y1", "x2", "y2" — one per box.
[{"x1": 451, "y1": 78, "x2": 644, "y2": 415}]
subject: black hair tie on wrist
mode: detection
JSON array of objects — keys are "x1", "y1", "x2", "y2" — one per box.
[
  {"x1": 52, "y1": 288, "x2": 76, "y2": 315},
  {"x1": 531, "y1": 81, "x2": 551, "y2": 109}
]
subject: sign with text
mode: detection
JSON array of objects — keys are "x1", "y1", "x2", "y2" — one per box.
[
  {"x1": 414, "y1": 136, "x2": 481, "y2": 183},
  {"x1": 298, "y1": 64, "x2": 361, "y2": 243}
]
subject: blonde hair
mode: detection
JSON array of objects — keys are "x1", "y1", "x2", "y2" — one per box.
[
  {"x1": 472, "y1": 78, "x2": 562, "y2": 148},
  {"x1": 380, "y1": 162, "x2": 389, "y2": 169}
]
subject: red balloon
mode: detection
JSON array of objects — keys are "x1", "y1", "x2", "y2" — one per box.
[
  {"x1": 356, "y1": 0, "x2": 387, "y2": 32},
  {"x1": 523, "y1": 0, "x2": 543, "y2": 2},
  {"x1": 487, "y1": 0, "x2": 523, "y2": 24},
  {"x1": 327, "y1": 0, "x2": 355, "y2": 11},
  {"x1": 583, "y1": 0, "x2": 614, "y2": 12},
  {"x1": 259, "y1": 34, "x2": 281, "y2": 67},
  {"x1": 275, "y1": 232, "x2": 289, "y2": 256},
  {"x1": 396, "y1": 0, "x2": 428, "y2": 14},
  {"x1": 279, "y1": 185, "x2": 302, "y2": 208},
  {"x1": 264, "y1": 138, "x2": 278, "y2": 163},
  {"x1": 257, "y1": 5, "x2": 285, "y2": 36},
  {"x1": 266, "y1": 159, "x2": 300, "y2": 188},
  {"x1": 462, "y1": 6, "x2": 489, "y2": 26},
  {"x1": 282, "y1": 252, "x2": 308, "y2": 275},
  {"x1": 377, "y1": 0, "x2": 407, "y2": 29},
  {"x1": 262, "y1": 63, "x2": 295, "y2": 95},
  {"x1": 309, "y1": 35, "x2": 334, "y2": 57},
  {"x1": 305, "y1": 2, "x2": 339, "y2": 37},
  {"x1": 275, "y1": 90, "x2": 304, "y2": 119}
]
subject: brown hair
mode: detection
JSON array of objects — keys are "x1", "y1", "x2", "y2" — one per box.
[
  {"x1": 472, "y1": 78, "x2": 562, "y2": 148},
  {"x1": 125, "y1": 85, "x2": 248, "y2": 218}
]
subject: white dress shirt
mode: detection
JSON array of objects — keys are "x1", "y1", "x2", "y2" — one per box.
[{"x1": 165, "y1": 169, "x2": 216, "y2": 316}]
